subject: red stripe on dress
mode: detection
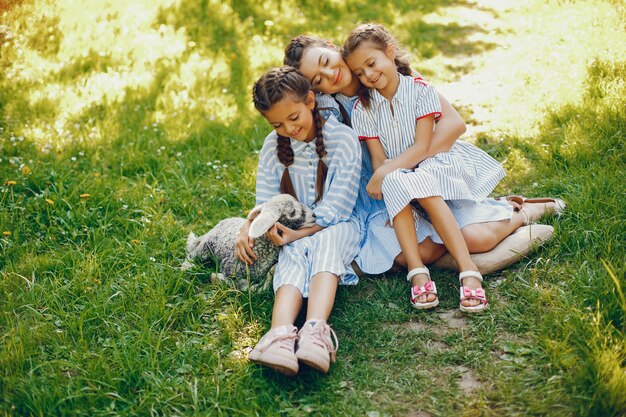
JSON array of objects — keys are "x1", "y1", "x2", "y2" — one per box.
[
  {"x1": 416, "y1": 112, "x2": 442, "y2": 121},
  {"x1": 358, "y1": 136, "x2": 379, "y2": 142}
]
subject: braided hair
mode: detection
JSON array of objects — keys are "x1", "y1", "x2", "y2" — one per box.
[
  {"x1": 341, "y1": 23, "x2": 412, "y2": 109},
  {"x1": 252, "y1": 66, "x2": 328, "y2": 204},
  {"x1": 284, "y1": 35, "x2": 353, "y2": 127}
]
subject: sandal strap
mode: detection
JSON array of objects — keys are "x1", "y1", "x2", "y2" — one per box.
[
  {"x1": 459, "y1": 270, "x2": 483, "y2": 283},
  {"x1": 460, "y1": 286, "x2": 488, "y2": 303},
  {"x1": 411, "y1": 281, "x2": 437, "y2": 297},
  {"x1": 519, "y1": 208, "x2": 531, "y2": 225},
  {"x1": 407, "y1": 266, "x2": 429, "y2": 282},
  {"x1": 496, "y1": 195, "x2": 525, "y2": 205}
]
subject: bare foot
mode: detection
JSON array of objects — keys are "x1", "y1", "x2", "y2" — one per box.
[{"x1": 520, "y1": 200, "x2": 562, "y2": 223}]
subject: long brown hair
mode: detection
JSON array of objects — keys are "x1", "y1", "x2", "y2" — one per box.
[
  {"x1": 252, "y1": 66, "x2": 328, "y2": 204},
  {"x1": 341, "y1": 23, "x2": 412, "y2": 109}
]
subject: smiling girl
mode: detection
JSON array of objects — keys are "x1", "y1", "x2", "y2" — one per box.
[{"x1": 237, "y1": 66, "x2": 361, "y2": 375}]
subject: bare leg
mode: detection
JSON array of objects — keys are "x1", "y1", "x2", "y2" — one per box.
[
  {"x1": 306, "y1": 272, "x2": 338, "y2": 321},
  {"x1": 462, "y1": 211, "x2": 526, "y2": 253},
  {"x1": 270, "y1": 285, "x2": 303, "y2": 328},
  {"x1": 462, "y1": 201, "x2": 560, "y2": 253},
  {"x1": 418, "y1": 196, "x2": 482, "y2": 307},
  {"x1": 394, "y1": 237, "x2": 446, "y2": 267},
  {"x1": 392, "y1": 205, "x2": 434, "y2": 303}
]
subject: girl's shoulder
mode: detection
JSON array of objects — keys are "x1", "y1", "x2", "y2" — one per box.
[
  {"x1": 258, "y1": 130, "x2": 279, "y2": 160},
  {"x1": 260, "y1": 129, "x2": 278, "y2": 147},
  {"x1": 315, "y1": 93, "x2": 339, "y2": 110},
  {"x1": 323, "y1": 115, "x2": 359, "y2": 152},
  {"x1": 324, "y1": 114, "x2": 354, "y2": 135}
]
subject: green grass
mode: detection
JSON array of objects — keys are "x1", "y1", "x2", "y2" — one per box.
[{"x1": 1, "y1": 0, "x2": 625, "y2": 416}]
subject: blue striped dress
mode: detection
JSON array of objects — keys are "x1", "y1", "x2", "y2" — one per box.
[
  {"x1": 256, "y1": 114, "x2": 361, "y2": 297},
  {"x1": 326, "y1": 77, "x2": 513, "y2": 274}
]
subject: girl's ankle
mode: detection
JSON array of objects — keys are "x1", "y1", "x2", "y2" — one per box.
[
  {"x1": 462, "y1": 276, "x2": 482, "y2": 288},
  {"x1": 411, "y1": 273, "x2": 431, "y2": 286}
]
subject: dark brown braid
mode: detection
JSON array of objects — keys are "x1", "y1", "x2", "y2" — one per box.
[
  {"x1": 276, "y1": 135, "x2": 296, "y2": 199},
  {"x1": 252, "y1": 66, "x2": 328, "y2": 203},
  {"x1": 284, "y1": 35, "x2": 327, "y2": 69},
  {"x1": 341, "y1": 23, "x2": 412, "y2": 109},
  {"x1": 312, "y1": 108, "x2": 328, "y2": 203}
]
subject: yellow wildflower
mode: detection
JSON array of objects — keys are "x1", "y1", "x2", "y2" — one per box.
[
  {"x1": 4, "y1": 180, "x2": 16, "y2": 186},
  {"x1": 79, "y1": 193, "x2": 91, "y2": 199},
  {"x1": 2, "y1": 231, "x2": 11, "y2": 236},
  {"x1": 45, "y1": 198, "x2": 54, "y2": 205},
  {"x1": 21, "y1": 165, "x2": 31, "y2": 175},
  {"x1": 93, "y1": 173, "x2": 101, "y2": 178},
  {"x1": 130, "y1": 239, "x2": 140, "y2": 244}
]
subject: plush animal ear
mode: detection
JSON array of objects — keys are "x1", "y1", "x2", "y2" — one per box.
[
  {"x1": 246, "y1": 203, "x2": 264, "y2": 221},
  {"x1": 185, "y1": 232, "x2": 200, "y2": 255},
  {"x1": 248, "y1": 208, "x2": 280, "y2": 239}
]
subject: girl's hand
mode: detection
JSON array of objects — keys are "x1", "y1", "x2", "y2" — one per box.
[
  {"x1": 266, "y1": 222, "x2": 298, "y2": 246},
  {"x1": 367, "y1": 171, "x2": 384, "y2": 200},
  {"x1": 235, "y1": 222, "x2": 257, "y2": 265}
]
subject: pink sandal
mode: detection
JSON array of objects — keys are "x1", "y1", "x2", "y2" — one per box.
[
  {"x1": 408, "y1": 267, "x2": 439, "y2": 310},
  {"x1": 459, "y1": 271, "x2": 488, "y2": 313}
]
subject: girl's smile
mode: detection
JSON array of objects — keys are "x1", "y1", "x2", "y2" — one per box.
[
  {"x1": 333, "y1": 68, "x2": 342, "y2": 85},
  {"x1": 262, "y1": 92, "x2": 316, "y2": 142},
  {"x1": 345, "y1": 41, "x2": 399, "y2": 100},
  {"x1": 298, "y1": 46, "x2": 359, "y2": 96}
]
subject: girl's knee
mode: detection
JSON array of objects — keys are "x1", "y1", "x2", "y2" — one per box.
[{"x1": 461, "y1": 225, "x2": 497, "y2": 253}]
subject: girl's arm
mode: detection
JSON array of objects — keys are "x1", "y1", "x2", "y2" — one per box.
[
  {"x1": 235, "y1": 133, "x2": 280, "y2": 264},
  {"x1": 365, "y1": 139, "x2": 388, "y2": 171},
  {"x1": 367, "y1": 116, "x2": 435, "y2": 199},
  {"x1": 379, "y1": 115, "x2": 435, "y2": 175},
  {"x1": 310, "y1": 125, "x2": 362, "y2": 227},
  {"x1": 428, "y1": 93, "x2": 465, "y2": 157},
  {"x1": 410, "y1": 69, "x2": 466, "y2": 159},
  {"x1": 265, "y1": 223, "x2": 325, "y2": 246}
]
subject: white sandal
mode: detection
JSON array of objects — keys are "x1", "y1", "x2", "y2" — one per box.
[
  {"x1": 459, "y1": 271, "x2": 489, "y2": 313},
  {"x1": 408, "y1": 267, "x2": 439, "y2": 310}
]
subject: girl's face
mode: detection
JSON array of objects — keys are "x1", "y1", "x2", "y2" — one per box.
[
  {"x1": 262, "y1": 91, "x2": 316, "y2": 142},
  {"x1": 345, "y1": 42, "x2": 398, "y2": 94},
  {"x1": 298, "y1": 45, "x2": 354, "y2": 95}
]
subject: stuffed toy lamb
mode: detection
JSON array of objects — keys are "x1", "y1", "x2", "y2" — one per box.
[{"x1": 182, "y1": 194, "x2": 316, "y2": 289}]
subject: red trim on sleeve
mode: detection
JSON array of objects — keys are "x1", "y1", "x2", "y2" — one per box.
[
  {"x1": 416, "y1": 112, "x2": 442, "y2": 121},
  {"x1": 358, "y1": 136, "x2": 380, "y2": 142},
  {"x1": 353, "y1": 98, "x2": 361, "y2": 110},
  {"x1": 413, "y1": 77, "x2": 428, "y2": 86}
]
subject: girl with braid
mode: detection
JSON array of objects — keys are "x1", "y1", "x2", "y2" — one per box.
[{"x1": 235, "y1": 67, "x2": 361, "y2": 375}]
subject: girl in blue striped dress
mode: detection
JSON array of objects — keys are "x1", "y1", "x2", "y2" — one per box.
[
  {"x1": 235, "y1": 67, "x2": 361, "y2": 375},
  {"x1": 284, "y1": 33, "x2": 563, "y2": 312},
  {"x1": 342, "y1": 24, "x2": 513, "y2": 313}
]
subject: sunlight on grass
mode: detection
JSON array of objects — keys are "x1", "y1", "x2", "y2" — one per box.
[
  {"x1": 431, "y1": 0, "x2": 626, "y2": 137},
  {"x1": 0, "y1": 0, "x2": 624, "y2": 415}
]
